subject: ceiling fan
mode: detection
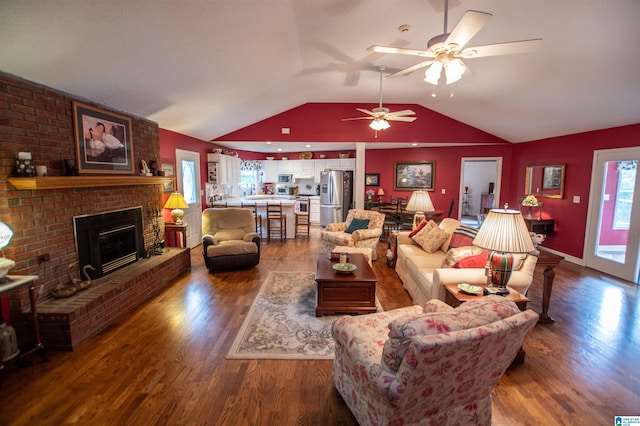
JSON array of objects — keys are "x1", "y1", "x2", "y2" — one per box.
[
  {"x1": 341, "y1": 66, "x2": 416, "y2": 134},
  {"x1": 368, "y1": 0, "x2": 542, "y2": 85}
]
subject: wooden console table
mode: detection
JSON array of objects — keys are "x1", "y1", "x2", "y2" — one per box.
[
  {"x1": 0, "y1": 275, "x2": 48, "y2": 369},
  {"x1": 165, "y1": 222, "x2": 188, "y2": 248},
  {"x1": 535, "y1": 249, "x2": 564, "y2": 324}
]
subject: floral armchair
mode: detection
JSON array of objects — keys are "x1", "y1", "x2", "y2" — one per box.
[
  {"x1": 320, "y1": 209, "x2": 385, "y2": 260},
  {"x1": 332, "y1": 297, "x2": 539, "y2": 425}
]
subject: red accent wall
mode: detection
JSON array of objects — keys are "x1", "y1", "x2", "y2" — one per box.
[
  {"x1": 510, "y1": 124, "x2": 640, "y2": 258},
  {"x1": 215, "y1": 103, "x2": 509, "y2": 144}
]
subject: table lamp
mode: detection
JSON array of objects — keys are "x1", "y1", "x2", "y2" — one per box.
[
  {"x1": 377, "y1": 188, "x2": 385, "y2": 203},
  {"x1": 163, "y1": 192, "x2": 189, "y2": 224},
  {"x1": 472, "y1": 207, "x2": 534, "y2": 292},
  {"x1": 405, "y1": 190, "x2": 435, "y2": 229}
]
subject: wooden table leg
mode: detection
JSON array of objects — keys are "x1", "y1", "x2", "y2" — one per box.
[{"x1": 538, "y1": 265, "x2": 556, "y2": 324}]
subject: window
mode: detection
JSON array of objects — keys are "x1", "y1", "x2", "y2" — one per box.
[{"x1": 613, "y1": 161, "x2": 636, "y2": 229}]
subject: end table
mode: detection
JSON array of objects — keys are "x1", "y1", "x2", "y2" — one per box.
[{"x1": 165, "y1": 222, "x2": 187, "y2": 248}]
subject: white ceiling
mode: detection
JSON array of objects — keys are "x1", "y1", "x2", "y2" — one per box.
[{"x1": 2, "y1": 0, "x2": 639, "y2": 153}]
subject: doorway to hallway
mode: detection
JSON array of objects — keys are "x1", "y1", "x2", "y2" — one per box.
[{"x1": 459, "y1": 158, "x2": 502, "y2": 228}]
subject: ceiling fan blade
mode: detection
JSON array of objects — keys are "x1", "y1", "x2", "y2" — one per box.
[
  {"x1": 386, "y1": 60, "x2": 435, "y2": 78},
  {"x1": 356, "y1": 108, "x2": 376, "y2": 116},
  {"x1": 341, "y1": 117, "x2": 374, "y2": 121},
  {"x1": 459, "y1": 39, "x2": 542, "y2": 58},
  {"x1": 445, "y1": 10, "x2": 492, "y2": 51},
  {"x1": 367, "y1": 45, "x2": 435, "y2": 58},
  {"x1": 387, "y1": 116, "x2": 417, "y2": 122},
  {"x1": 387, "y1": 109, "x2": 416, "y2": 117}
]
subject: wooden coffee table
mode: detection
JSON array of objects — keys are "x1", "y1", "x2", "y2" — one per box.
[{"x1": 315, "y1": 253, "x2": 377, "y2": 317}]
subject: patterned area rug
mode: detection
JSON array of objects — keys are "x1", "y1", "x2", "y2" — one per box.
[{"x1": 227, "y1": 271, "x2": 382, "y2": 360}]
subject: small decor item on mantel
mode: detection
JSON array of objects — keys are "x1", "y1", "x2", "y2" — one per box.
[
  {"x1": 15, "y1": 152, "x2": 35, "y2": 177},
  {"x1": 140, "y1": 160, "x2": 153, "y2": 176},
  {"x1": 521, "y1": 194, "x2": 539, "y2": 219}
]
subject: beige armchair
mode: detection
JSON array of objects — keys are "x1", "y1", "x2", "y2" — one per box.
[
  {"x1": 202, "y1": 208, "x2": 260, "y2": 272},
  {"x1": 320, "y1": 209, "x2": 385, "y2": 260}
]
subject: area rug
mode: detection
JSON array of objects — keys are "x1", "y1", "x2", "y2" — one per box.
[{"x1": 226, "y1": 271, "x2": 382, "y2": 360}]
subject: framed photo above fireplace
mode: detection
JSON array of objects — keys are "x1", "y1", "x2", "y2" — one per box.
[{"x1": 73, "y1": 101, "x2": 134, "y2": 174}]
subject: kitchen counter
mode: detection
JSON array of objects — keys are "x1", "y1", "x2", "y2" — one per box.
[{"x1": 222, "y1": 196, "x2": 296, "y2": 238}]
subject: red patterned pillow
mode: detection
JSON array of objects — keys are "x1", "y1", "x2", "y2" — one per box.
[{"x1": 454, "y1": 251, "x2": 489, "y2": 268}]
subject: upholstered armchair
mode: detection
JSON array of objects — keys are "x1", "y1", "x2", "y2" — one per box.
[
  {"x1": 320, "y1": 209, "x2": 385, "y2": 260},
  {"x1": 202, "y1": 208, "x2": 260, "y2": 272},
  {"x1": 332, "y1": 297, "x2": 539, "y2": 425}
]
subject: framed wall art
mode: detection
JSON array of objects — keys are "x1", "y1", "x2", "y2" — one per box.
[
  {"x1": 365, "y1": 173, "x2": 380, "y2": 186},
  {"x1": 73, "y1": 101, "x2": 134, "y2": 174},
  {"x1": 394, "y1": 161, "x2": 435, "y2": 190},
  {"x1": 542, "y1": 165, "x2": 563, "y2": 190},
  {"x1": 161, "y1": 163, "x2": 175, "y2": 193}
]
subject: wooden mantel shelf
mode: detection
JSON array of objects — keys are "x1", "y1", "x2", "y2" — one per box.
[{"x1": 7, "y1": 175, "x2": 175, "y2": 190}]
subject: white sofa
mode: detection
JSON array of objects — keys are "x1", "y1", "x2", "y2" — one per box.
[{"x1": 395, "y1": 218, "x2": 538, "y2": 306}]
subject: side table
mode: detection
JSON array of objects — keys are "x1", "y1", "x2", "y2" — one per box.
[
  {"x1": 534, "y1": 248, "x2": 564, "y2": 324},
  {"x1": 165, "y1": 222, "x2": 187, "y2": 248},
  {"x1": 0, "y1": 275, "x2": 48, "y2": 370},
  {"x1": 387, "y1": 231, "x2": 398, "y2": 268}
]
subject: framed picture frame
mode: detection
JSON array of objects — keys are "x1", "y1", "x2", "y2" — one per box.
[
  {"x1": 542, "y1": 165, "x2": 563, "y2": 190},
  {"x1": 73, "y1": 101, "x2": 134, "y2": 174},
  {"x1": 394, "y1": 161, "x2": 435, "y2": 190},
  {"x1": 161, "y1": 163, "x2": 175, "y2": 193},
  {"x1": 365, "y1": 173, "x2": 380, "y2": 186}
]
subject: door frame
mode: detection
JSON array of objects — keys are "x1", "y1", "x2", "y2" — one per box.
[
  {"x1": 459, "y1": 157, "x2": 502, "y2": 219},
  {"x1": 175, "y1": 149, "x2": 202, "y2": 249},
  {"x1": 584, "y1": 147, "x2": 640, "y2": 283}
]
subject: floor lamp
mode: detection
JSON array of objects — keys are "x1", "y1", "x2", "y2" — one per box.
[
  {"x1": 472, "y1": 208, "x2": 534, "y2": 292},
  {"x1": 406, "y1": 190, "x2": 435, "y2": 229}
]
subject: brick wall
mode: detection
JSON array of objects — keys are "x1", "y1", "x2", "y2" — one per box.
[{"x1": 0, "y1": 71, "x2": 165, "y2": 305}]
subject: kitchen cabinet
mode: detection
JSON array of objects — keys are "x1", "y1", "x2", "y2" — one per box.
[
  {"x1": 293, "y1": 160, "x2": 315, "y2": 177},
  {"x1": 314, "y1": 160, "x2": 326, "y2": 183},
  {"x1": 324, "y1": 158, "x2": 355, "y2": 170},
  {"x1": 262, "y1": 160, "x2": 278, "y2": 183},
  {"x1": 278, "y1": 160, "x2": 294, "y2": 173},
  {"x1": 309, "y1": 196, "x2": 320, "y2": 225},
  {"x1": 208, "y1": 153, "x2": 241, "y2": 184}
]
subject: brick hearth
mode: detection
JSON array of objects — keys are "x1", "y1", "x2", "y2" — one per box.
[{"x1": 15, "y1": 248, "x2": 191, "y2": 351}]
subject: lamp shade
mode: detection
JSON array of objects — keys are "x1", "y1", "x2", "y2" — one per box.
[
  {"x1": 370, "y1": 118, "x2": 390, "y2": 131},
  {"x1": 377, "y1": 188, "x2": 385, "y2": 196},
  {"x1": 163, "y1": 192, "x2": 189, "y2": 224},
  {"x1": 472, "y1": 209, "x2": 535, "y2": 254},
  {"x1": 0, "y1": 222, "x2": 13, "y2": 250},
  {"x1": 406, "y1": 190, "x2": 434, "y2": 213}
]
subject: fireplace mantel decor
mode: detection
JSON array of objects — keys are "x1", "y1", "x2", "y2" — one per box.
[{"x1": 7, "y1": 175, "x2": 174, "y2": 190}]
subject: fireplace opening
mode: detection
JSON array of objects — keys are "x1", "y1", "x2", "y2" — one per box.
[{"x1": 74, "y1": 207, "x2": 146, "y2": 279}]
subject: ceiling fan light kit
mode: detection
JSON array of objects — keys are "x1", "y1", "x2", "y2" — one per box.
[{"x1": 370, "y1": 0, "x2": 541, "y2": 86}]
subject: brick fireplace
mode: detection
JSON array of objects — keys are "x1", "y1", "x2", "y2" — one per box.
[{"x1": 0, "y1": 72, "x2": 191, "y2": 350}]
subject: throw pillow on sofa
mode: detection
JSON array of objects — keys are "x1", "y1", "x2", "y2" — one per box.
[
  {"x1": 447, "y1": 224, "x2": 479, "y2": 250},
  {"x1": 454, "y1": 251, "x2": 489, "y2": 268},
  {"x1": 411, "y1": 220, "x2": 449, "y2": 253},
  {"x1": 345, "y1": 218, "x2": 369, "y2": 234},
  {"x1": 381, "y1": 296, "x2": 521, "y2": 371},
  {"x1": 408, "y1": 218, "x2": 432, "y2": 238},
  {"x1": 441, "y1": 245, "x2": 486, "y2": 268}
]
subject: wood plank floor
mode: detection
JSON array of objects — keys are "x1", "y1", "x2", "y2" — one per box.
[{"x1": 1, "y1": 227, "x2": 639, "y2": 425}]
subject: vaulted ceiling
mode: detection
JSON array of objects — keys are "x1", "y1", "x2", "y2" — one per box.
[{"x1": 2, "y1": 0, "x2": 639, "y2": 153}]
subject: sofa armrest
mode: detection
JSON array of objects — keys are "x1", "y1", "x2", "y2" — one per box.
[
  {"x1": 243, "y1": 232, "x2": 261, "y2": 243},
  {"x1": 351, "y1": 228, "x2": 382, "y2": 242},
  {"x1": 396, "y1": 231, "x2": 415, "y2": 246},
  {"x1": 202, "y1": 234, "x2": 218, "y2": 245},
  {"x1": 326, "y1": 222, "x2": 347, "y2": 232}
]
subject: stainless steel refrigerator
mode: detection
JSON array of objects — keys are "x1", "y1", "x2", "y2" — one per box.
[{"x1": 320, "y1": 169, "x2": 353, "y2": 226}]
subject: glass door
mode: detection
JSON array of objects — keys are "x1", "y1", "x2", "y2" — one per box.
[
  {"x1": 585, "y1": 147, "x2": 640, "y2": 283},
  {"x1": 175, "y1": 149, "x2": 202, "y2": 249}
]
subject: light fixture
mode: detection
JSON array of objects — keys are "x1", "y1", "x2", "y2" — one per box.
[
  {"x1": 424, "y1": 54, "x2": 466, "y2": 85},
  {"x1": 369, "y1": 118, "x2": 390, "y2": 131},
  {"x1": 163, "y1": 193, "x2": 189, "y2": 224},
  {"x1": 0, "y1": 221, "x2": 16, "y2": 281},
  {"x1": 0, "y1": 221, "x2": 18, "y2": 361},
  {"x1": 377, "y1": 188, "x2": 385, "y2": 203},
  {"x1": 472, "y1": 208, "x2": 535, "y2": 292},
  {"x1": 405, "y1": 190, "x2": 435, "y2": 229}
]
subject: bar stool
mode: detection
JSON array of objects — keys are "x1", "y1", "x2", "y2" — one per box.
[
  {"x1": 295, "y1": 200, "x2": 310, "y2": 238},
  {"x1": 266, "y1": 202, "x2": 286, "y2": 241},
  {"x1": 241, "y1": 202, "x2": 262, "y2": 235}
]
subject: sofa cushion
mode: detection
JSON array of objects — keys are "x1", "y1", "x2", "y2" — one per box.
[
  {"x1": 381, "y1": 296, "x2": 521, "y2": 371},
  {"x1": 408, "y1": 218, "x2": 429, "y2": 238},
  {"x1": 441, "y1": 245, "x2": 486, "y2": 268},
  {"x1": 215, "y1": 228, "x2": 248, "y2": 241},
  {"x1": 411, "y1": 221, "x2": 449, "y2": 253},
  {"x1": 206, "y1": 240, "x2": 258, "y2": 257},
  {"x1": 345, "y1": 218, "x2": 370, "y2": 234},
  {"x1": 454, "y1": 251, "x2": 489, "y2": 268},
  {"x1": 447, "y1": 224, "x2": 479, "y2": 251}
]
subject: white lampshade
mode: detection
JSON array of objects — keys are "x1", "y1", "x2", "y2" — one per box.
[
  {"x1": 406, "y1": 190, "x2": 435, "y2": 229},
  {"x1": 473, "y1": 209, "x2": 535, "y2": 254},
  {"x1": 370, "y1": 118, "x2": 390, "y2": 131},
  {"x1": 0, "y1": 222, "x2": 13, "y2": 250},
  {"x1": 424, "y1": 61, "x2": 443, "y2": 85},
  {"x1": 163, "y1": 192, "x2": 189, "y2": 224},
  {"x1": 424, "y1": 57, "x2": 466, "y2": 86}
]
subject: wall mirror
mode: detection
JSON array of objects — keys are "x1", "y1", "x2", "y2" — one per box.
[{"x1": 525, "y1": 164, "x2": 565, "y2": 199}]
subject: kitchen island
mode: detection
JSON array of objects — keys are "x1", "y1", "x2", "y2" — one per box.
[{"x1": 224, "y1": 195, "x2": 297, "y2": 239}]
